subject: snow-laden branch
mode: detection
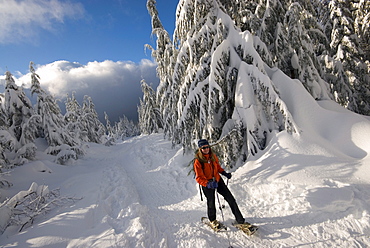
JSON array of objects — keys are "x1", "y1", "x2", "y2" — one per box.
[{"x1": 0, "y1": 182, "x2": 81, "y2": 234}]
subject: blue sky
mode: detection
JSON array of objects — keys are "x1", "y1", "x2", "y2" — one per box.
[
  {"x1": 0, "y1": 0, "x2": 178, "y2": 122},
  {"x1": 0, "y1": 0, "x2": 177, "y2": 74}
]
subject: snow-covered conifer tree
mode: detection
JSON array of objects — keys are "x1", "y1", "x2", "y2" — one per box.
[
  {"x1": 216, "y1": 0, "x2": 370, "y2": 116},
  {"x1": 81, "y1": 95, "x2": 106, "y2": 143},
  {"x1": 283, "y1": 2, "x2": 331, "y2": 100},
  {"x1": 4, "y1": 71, "x2": 33, "y2": 145},
  {"x1": 29, "y1": 62, "x2": 83, "y2": 164},
  {"x1": 147, "y1": 0, "x2": 298, "y2": 167},
  {"x1": 65, "y1": 93, "x2": 106, "y2": 144},
  {"x1": 65, "y1": 92, "x2": 81, "y2": 123},
  {"x1": 146, "y1": 0, "x2": 176, "y2": 139},
  {"x1": 0, "y1": 94, "x2": 9, "y2": 169},
  {"x1": 3, "y1": 71, "x2": 39, "y2": 164},
  {"x1": 104, "y1": 112, "x2": 114, "y2": 141},
  {"x1": 0, "y1": 94, "x2": 7, "y2": 129},
  {"x1": 138, "y1": 80, "x2": 162, "y2": 134},
  {"x1": 111, "y1": 115, "x2": 139, "y2": 140},
  {"x1": 353, "y1": 0, "x2": 370, "y2": 61},
  {"x1": 64, "y1": 92, "x2": 86, "y2": 142},
  {"x1": 217, "y1": 0, "x2": 331, "y2": 99},
  {"x1": 123, "y1": 116, "x2": 140, "y2": 138},
  {"x1": 324, "y1": 0, "x2": 370, "y2": 115},
  {"x1": 0, "y1": 130, "x2": 14, "y2": 170}
]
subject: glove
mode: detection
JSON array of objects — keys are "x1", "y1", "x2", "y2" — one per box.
[
  {"x1": 221, "y1": 171, "x2": 232, "y2": 179},
  {"x1": 207, "y1": 180, "x2": 218, "y2": 189}
]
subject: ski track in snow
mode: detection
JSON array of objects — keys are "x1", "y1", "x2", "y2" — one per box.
[{"x1": 88, "y1": 135, "x2": 209, "y2": 248}]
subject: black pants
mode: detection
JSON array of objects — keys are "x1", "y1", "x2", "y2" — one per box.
[{"x1": 202, "y1": 178, "x2": 245, "y2": 224}]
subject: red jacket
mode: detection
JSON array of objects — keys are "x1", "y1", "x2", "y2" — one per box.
[{"x1": 194, "y1": 153, "x2": 225, "y2": 187}]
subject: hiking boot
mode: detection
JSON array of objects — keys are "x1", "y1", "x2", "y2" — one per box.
[
  {"x1": 210, "y1": 220, "x2": 221, "y2": 230},
  {"x1": 233, "y1": 220, "x2": 252, "y2": 228},
  {"x1": 237, "y1": 223, "x2": 251, "y2": 227}
]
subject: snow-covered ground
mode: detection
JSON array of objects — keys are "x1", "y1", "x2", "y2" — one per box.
[
  {"x1": 1, "y1": 126, "x2": 369, "y2": 248},
  {"x1": 1, "y1": 69, "x2": 370, "y2": 247},
  {"x1": 0, "y1": 126, "x2": 369, "y2": 247}
]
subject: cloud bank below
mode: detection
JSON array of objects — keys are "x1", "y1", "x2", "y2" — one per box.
[{"x1": 14, "y1": 59, "x2": 159, "y2": 122}]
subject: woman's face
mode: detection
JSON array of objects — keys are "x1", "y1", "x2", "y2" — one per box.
[{"x1": 200, "y1": 145, "x2": 210, "y2": 154}]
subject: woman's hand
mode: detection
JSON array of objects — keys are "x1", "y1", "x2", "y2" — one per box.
[
  {"x1": 221, "y1": 171, "x2": 232, "y2": 179},
  {"x1": 206, "y1": 180, "x2": 218, "y2": 189}
]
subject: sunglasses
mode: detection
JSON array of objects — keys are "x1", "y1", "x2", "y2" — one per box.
[{"x1": 201, "y1": 146, "x2": 210, "y2": 150}]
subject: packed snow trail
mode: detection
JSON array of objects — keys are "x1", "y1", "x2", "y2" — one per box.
[
  {"x1": 89, "y1": 134, "x2": 264, "y2": 248},
  {"x1": 93, "y1": 135, "x2": 200, "y2": 248},
  {"x1": 66, "y1": 135, "x2": 182, "y2": 247}
]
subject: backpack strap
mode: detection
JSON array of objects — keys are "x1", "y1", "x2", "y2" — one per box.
[
  {"x1": 199, "y1": 184, "x2": 203, "y2": 201},
  {"x1": 194, "y1": 158, "x2": 205, "y2": 201}
]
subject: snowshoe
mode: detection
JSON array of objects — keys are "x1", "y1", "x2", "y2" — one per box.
[
  {"x1": 201, "y1": 217, "x2": 227, "y2": 232},
  {"x1": 233, "y1": 222, "x2": 258, "y2": 236}
]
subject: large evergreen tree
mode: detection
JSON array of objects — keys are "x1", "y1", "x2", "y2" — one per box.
[
  {"x1": 29, "y1": 62, "x2": 84, "y2": 164},
  {"x1": 3, "y1": 71, "x2": 38, "y2": 164},
  {"x1": 146, "y1": 0, "x2": 298, "y2": 167},
  {"x1": 146, "y1": 0, "x2": 176, "y2": 140},
  {"x1": 325, "y1": 0, "x2": 370, "y2": 115},
  {"x1": 144, "y1": 1, "x2": 370, "y2": 166},
  {"x1": 354, "y1": 0, "x2": 370, "y2": 61},
  {"x1": 4, "y1": 71, "x2": 33, "y2": 146},
  {"x1": 0, "y1": 93, "x2": 11, "y2": 169},
  {"x1": 30, "y1": 62, "x2": 76, "y2": 148}
]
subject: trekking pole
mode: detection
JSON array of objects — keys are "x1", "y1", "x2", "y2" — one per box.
[
  {"x1": 221, "y1": 178, "x2": 229, "y2": 209},
  {"x1": 216, "y1": 188, "x2": 234, "y2": 248}
]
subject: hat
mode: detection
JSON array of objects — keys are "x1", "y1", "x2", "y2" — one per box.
[{"x1": 198, "y1": 139, "x2": 209, "y2": 148}]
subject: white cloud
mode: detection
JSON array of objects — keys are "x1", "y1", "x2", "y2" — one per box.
[
  {"x1": 16, "y1": 59, "x2": 159, "y2": 122},
  {"x1": 0, "y1": 0, "x2": 85, "y2": 43}
]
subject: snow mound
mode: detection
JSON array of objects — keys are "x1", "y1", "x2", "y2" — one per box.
[
  {"x1": 29, "y1": 161, "x2": 53, "y2": 173},
  {"x1": 270, "y1": 68, "x2": 370, "y2": 160}
]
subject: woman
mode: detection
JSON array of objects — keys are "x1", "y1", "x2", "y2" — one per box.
[{"x1": 194, "y1": 139, "x2": 247, "y2": 230}]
